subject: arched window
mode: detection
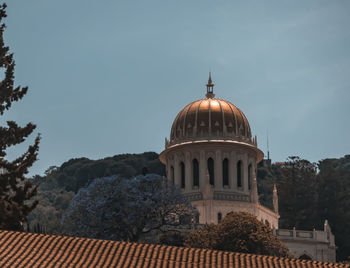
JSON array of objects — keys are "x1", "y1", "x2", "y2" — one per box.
[
  {"x1": 299, "y1": 254, "x2": 312, "y2": 260},
  {"x1": 237, "y1": 161, "x2": 242, "y2": 187},
  {"x1": 193, "y1": 159, "x2": 199, "y2": 187},
  {"x1": 248, "y1": 164, "x2": 252, "y2": 190},
  {"x1": 170, "y1": 166, "x2": 174, "y2": 184},
  {"x1": 218, "y1": 212, "x2": 222, "y2": 223},
  {"x1": 207, "y1": 157, "x2": 214, "y2": 185},
  {"x1": 222, "y1": 158, "x2": 229, "y2": 186},
  {"x1": 180, "y1": 162, "x2": 185, "y2": 188},
  {"x1": 265, "y1": 220, "x2": 270, "y2": 227},
  {"x1": 195, "y1": 212, "x2": 200, "y2": 224}
]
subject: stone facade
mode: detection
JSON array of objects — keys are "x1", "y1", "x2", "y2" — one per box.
[
  {"x1": 275, "y1": 221, "x2": 336, "y2": 261},
  {"x1": 160, "y1": 142, "x2": 279, "y2": 229}
]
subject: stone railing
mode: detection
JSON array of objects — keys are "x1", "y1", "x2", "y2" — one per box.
[
  {"x1": 275, "y1": 228, "x2": 333, "y2": 244},
  {"x1": 183, "y1": 192, "x2": 250, "y2": 202},
  {"x1": 214, "y1": 192, "x2": 250, "y2": 202}
]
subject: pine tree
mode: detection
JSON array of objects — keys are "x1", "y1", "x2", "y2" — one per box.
[{"x1": 0, "y1": 3, "x2": 40, "y2": 231}]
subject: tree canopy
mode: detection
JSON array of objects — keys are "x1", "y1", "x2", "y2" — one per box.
[
  {"x1": 27, "y1": 152, "x2": 165, "y2": 234},
  {"x1": 185, "y1": 212, "x2": 290, "y2": 257},
  {"x1": 33, "y1": 152, "x2": 165, "y2": 193},
  {"x1": 0, "y1": 3, "x2": 40, "y2": 231},
  {"x1": 62, "y1": 174, "x2": 195, "y2": 242},
  {"x1": 257, "y1": 155, "x2": 350, "y2": 261},
  {"x1": 27, "y1": 153, "x2": 350, "y2": 261}
]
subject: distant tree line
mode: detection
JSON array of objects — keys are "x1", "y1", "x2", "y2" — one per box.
[
  {"x1": 26, "y1": 152, "x2": 350, "y2": 261},
  {"x1": 257, "y1": 155, "x2": 350, "y2": 261},
  {"x1": 27, "y1": 152, "x2": 165, "y2": 235}
]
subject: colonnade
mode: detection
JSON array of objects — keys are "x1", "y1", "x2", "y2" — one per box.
[{"x1": 167, "y1": 149, "x2": 256, "y2": 195}]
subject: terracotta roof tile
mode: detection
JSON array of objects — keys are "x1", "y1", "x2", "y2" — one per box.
[{"x1": 0, "y1": 230, "x2": 348, "y2": 268}]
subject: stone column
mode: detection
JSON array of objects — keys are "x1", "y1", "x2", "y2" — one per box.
[
  {"x1": 174, "y1": 154, "x2": 180, "y2": 188},
  {"x1": 185, "y1": 151, "x2": 191, "y2": 192},
  {"x1": 199, "y1": 150, "x2": 206, "y2": 191},
  {"x1": 243, "y1": 153, "x2": 249, "y2": 193},
  {"x1": 214, "y1": 150, "x2": 222, "y2": 190}
]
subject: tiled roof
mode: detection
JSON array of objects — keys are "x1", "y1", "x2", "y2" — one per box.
[{"x1": 0, "y1": 230, "x2": 348, "y2": 268}]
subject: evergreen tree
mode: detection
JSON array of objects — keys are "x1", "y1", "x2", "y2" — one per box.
[
  {"x1": 276, "y1": 156, "x2": 318, "y2": 229},
  {"x1": 0, "y1": 3, "x2": 40, "y2": 231}
]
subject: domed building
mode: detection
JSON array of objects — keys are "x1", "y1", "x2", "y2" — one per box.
[
  {"x1": 159, "y1": 73, "x2": 278, "y2": 228},
  {"x1": 159, "y1": 74, "x2": 336, "y2": 262}
]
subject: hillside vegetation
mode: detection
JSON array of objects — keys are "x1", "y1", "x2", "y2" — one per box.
[
  {"x1": 28, "y1": 152, "x2": 165, "y2": 233},
  {"x1": 29, "y1": 153, "x2": 350, "y2": 261},
  {"x1": 258, "y1": 155, "x2": 350, "y2": 261}
]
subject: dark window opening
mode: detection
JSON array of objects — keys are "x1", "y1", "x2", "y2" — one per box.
[
  {"x1": 195, "y1": 213, "x2": 200, "y2": 224},
  {"x1": 223, "y1": 158, "x2": 229, "y2": 186},
  {"x1": 237, "y1": 161, "x2": 242, "y2": 187},
  {"x1": 299, "y1": 254, "x2": 312, "y2": 260},
  {"x1": 248, "y1": 164, "x2": 252, "y2": 190},
  {"x1": 193, "y1": 159, "x2": 199, "y2": 187},
  {"x1": 265, "y1": 220, "x2": 270, "y2": 227},
  {"x1": 218, "y1": 212, "x2": 222, "y2": 223},
  {"x1": 180, "y1": 162, "x2": 185, "y2": 188},
  {"x1": 207, "y1": 157, "x2": 214, "y2": 185}
]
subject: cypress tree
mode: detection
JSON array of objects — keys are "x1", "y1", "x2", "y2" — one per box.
[{"x1": 0, "y1": 3, "x2": 40, "y2": 231}]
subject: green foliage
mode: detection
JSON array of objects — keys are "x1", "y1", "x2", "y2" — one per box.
[
  {"x1": 26, "y1": 181, "x2": 74, "y2": 234},
  {"x1": 61, "y1": 174, "x2": 195, "y2": 242},
  {"x1": 159, "y1": 231, "x2": 188, "y2": 247},
  {"x1": 27, "y1": 152, "x2": 165, "y2": 234},
  {"x1": 0, "y1": 3, "x2": 40, "y2": 231},
  {"x1": 184, "y1": 212, "x2": 290, "y2": 257},
  {"x1": 257, "y1": 155, "x2": 350, "y2": 261},
  {"x1": 34, "y1": 152, "x2": 165, "y2": 193},
  {"x1": 317, "y1": 155, "x2": 350, "y2": 262},
  {"x1": 276, "y1": 156, "x2": 318, "y2": 229}
]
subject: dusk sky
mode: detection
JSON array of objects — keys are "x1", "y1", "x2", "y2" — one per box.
[{"x1": 3, "y1": 0, "x2": 350, "y2": 176}]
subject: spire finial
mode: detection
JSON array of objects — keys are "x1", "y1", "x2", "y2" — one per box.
[
  {"x1": 208, "y1": 72, "x2": 213, "y2": 85},
  {"x1": 205, "y1": 72, "x2": 215, "y2": 98}
]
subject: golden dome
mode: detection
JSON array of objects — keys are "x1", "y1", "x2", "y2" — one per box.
[
  {"x1": 169, "y1": 97, "x2": 252, "y2": 144},
  {"x1": 160, "y1": 74, "x2": 262, "y2": 165},
  {"x1": 166, "y1": 73, "x2": 256, "y2": 148}
]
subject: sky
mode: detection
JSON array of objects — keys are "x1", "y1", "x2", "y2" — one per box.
[{"x1": 2, "y1": 0, "x2": 350, "y2": 176}]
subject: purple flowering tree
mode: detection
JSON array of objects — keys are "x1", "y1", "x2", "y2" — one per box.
[{"x1": 62, "y1": 174, "x2": 195, "y2": 241}]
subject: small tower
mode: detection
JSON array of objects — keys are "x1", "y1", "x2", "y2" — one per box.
[
  {"x1": 273, "y1": 184, "x2": 279, "y2": 214},
  {"x1": 205, "y1": 72, "x2": 215, "y2": 99}
]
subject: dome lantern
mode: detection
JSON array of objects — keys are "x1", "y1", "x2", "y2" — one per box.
[{"x1": 205, "y1": 72, "x2": 215, "y2": 99}]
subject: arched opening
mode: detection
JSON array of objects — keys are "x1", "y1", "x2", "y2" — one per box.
[
  {"x1": 237, "y1": 161, "x2": 242, "y2": 187},
  {"x1": 298, "y1": 254, "x2": 312, "y2": 260},
  {"x1": 180, "y1": 162, "x2": 185, "y2": 189},
  {"x1": 248, "y1": 164, "x2": 252, "y2": 190},
  {"x1": 222, "y1": 158, "x2": 229, "y2": 186},
  {"x1": 170, "y1": 166, "x2": 174, "y2": 184},
  {"x1": 207, "y1": 157, "x2": 214, "y2": 186},
  {"x1": 265, "y1": 219, "x2": 270, "y2": 227},
  {"x1": 192, "y1": 159, "x2": 199, "y2": 187},
  {"x1": 218, "y1": 212, "x2": 222, "y2": 223},
  {"x1": 195, "y1": 212, "x2": 200, "y2": 224}
]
